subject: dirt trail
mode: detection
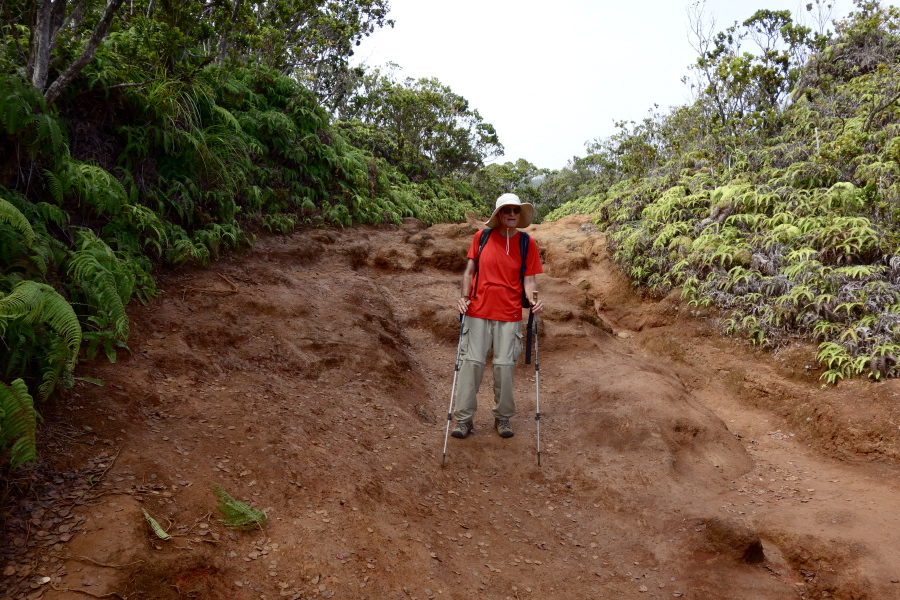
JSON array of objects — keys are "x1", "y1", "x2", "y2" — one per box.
[{"x1": 4, "y1": 215, "x2": 900, "y2": 600}]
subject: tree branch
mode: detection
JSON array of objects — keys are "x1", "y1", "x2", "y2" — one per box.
[
  {"x1": 105, "y1": 78, "x2": 160, "y2": 90},
  {"x1": 44, "y1": 0, "x2": 126, "y2": 105},
  {"x1": 216, "y1": 0, "x2": 244, "y2": 67},
  {"x1": 865, "y1": 86, "x2": 900, "y2": 131}
]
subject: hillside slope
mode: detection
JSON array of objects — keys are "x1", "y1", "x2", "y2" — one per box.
[{"x1": 3, "y1": 215, "x2": 900, "y2": 600}]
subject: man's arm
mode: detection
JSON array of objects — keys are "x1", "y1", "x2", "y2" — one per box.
[
  {"x1": 524, "y1": 275, "x2": 543, "y2": 314},
  {"x1": 457, "y1": 259, "x2": 476, "y2": 314}
]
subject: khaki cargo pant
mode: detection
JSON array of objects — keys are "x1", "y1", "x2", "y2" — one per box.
[{"x1": 453, "y1": 316, "x2": 524, "y2": 423}]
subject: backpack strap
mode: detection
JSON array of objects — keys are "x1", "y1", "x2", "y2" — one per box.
[
  {"x1": 471, "y1": 228, "x2": 492, "y2": 300},
  {"x1": 520, "y1": 232, "x2": 531, "y2": 308}
]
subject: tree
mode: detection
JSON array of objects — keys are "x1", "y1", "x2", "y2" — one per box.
[
  {"x1": 210, "y1": 0, "x2": 393, "y2": 109},
  {"x1": 2, "y1": 0, "x2": 393, "y2": 108},
  {"x1": 339, "y1": 66, "x2": 503, "y2": 181},
  {"x1": 687, "y1": 1, "x2": 818, "y2": 137},
  {"x1": 18, "y1": 0, "x2": 127, "y2": 104},
  {"x1": 469, "y1": 159, "x2": 547, "y2": 212}
]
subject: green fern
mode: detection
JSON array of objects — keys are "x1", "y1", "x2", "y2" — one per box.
[
  {"x1": 42, "y1": 170, "x2": 65, "y2": 204},
  {"x1": 0, "y1": 280, "x2": 82, "y2": 377},
  {"x1": 141, "y1": 509, "x2": 172, "y2": 541},
  {"x1": 211, "y1": 484, "x2": 267, "y2": 530},
  {"x1": 261, "y1": 213, "x2": 296, "y2": 234},
  {"x1": 68, "y1": 228, "x2": 145, "y2": 339},
  {"x1": 0, "y1": 197, "x2": 36, "y2": 246},
  {"x1": 0, "y1": 379, "x2": 39, "y2": 468}
]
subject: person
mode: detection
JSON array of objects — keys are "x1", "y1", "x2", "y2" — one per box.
[{"x1": 451, "y1": 193, "x2": 544, "y2": 439}]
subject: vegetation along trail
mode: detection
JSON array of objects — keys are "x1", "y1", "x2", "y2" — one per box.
[{"x1": 3, "y1": 215, "x2": 899, "y2": 600}]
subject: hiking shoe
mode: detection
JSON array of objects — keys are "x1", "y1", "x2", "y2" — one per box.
[
  {"x1": 495, "y1": 419, "x2": 514, "y2": 438},
  {"x1": 451, "y1": 420, "x2": 473, "y2": 439}
]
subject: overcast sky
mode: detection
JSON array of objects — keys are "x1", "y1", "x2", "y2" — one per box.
[{"x1": 352, "y1": 0, "x2": 853, "y2": 170}]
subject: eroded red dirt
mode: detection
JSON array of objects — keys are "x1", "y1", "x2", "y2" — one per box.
[{"x1": 4, "y1": 215, "x2": 900, "y2": 600}]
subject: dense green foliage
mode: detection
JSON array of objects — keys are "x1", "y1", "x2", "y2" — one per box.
[
  {"x1": 0, "y1": 0, "x2": 501, "y2": 467},
  {"x1": 469, "y1": 159, "x2": 549, "y2": 217},
  {"x1": 547, "y1": 0, "x2": 900, "y2": 384},
  {"x1": 337, "y1": 65, "x2": 502, "y2": 190}
]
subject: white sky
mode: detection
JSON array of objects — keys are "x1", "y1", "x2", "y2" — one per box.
[{"x1": 352, "y1": 0, "x2": 853, "y2": 170}]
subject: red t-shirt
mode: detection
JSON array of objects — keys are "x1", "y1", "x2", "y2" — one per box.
[{"x1": 467, "y1": 230, "x2": 543, "y2": 322}]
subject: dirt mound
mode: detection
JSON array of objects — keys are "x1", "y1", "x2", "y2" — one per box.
[{"x1": 4, "y1": 215, "x2": 900, "y2": 600}]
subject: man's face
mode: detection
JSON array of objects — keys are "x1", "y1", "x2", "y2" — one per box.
[{"x1": 500, "y1": 205, "x2": 521, "y2": 228}]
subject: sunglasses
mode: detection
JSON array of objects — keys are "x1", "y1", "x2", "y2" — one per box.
[{"x1": 501, "y1": 206, "x2": 521, "y2": 215}]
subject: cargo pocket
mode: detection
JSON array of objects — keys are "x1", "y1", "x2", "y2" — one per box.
[
  {"x1": 513, "y1": 330, "x2": 524, "y2": 362},
  {"x1": 459, "y1": 323, "x2": 471, "y2": 359}
]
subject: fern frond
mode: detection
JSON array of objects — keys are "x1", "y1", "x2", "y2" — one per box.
[
  {"x1": 28, "y1": 203, "x2": 67, "y2": 231},
  {"x1": 53, "y1": 160, "x2": 128, "y2": 216},
  {"x1": 0, "y1": 75, "x2": 39, "y2": 136},
  {"x1": 34, "y1": 113, "x2": 65, "y2": 154},
  {"x1": 0, "y1": 379, "x2": 39, "y2": 468},
  {"x1": 37, "y1": 336, "x2": 70, "y2": 402},
  {"x1": 141, "y1": 509, "x2": 172, "y2": 540},
  {"x1": 0, "y1": 197, "x2": 36, "y2": 246},
  {"x1": 68, "y1": 229, "x2": 133, "y2": 339},
  {"x1": 212, "y1": 105, "x2": 243, "y2": 133},
  {"x1": 42, "y1": 170, "x2": 65, "y2": 204},
  {"x1": 210, "y1": 483, "x2": 267, "y2": 530},
  {"x1": 0, "y1": 281, "x2": 82, "y2": 372}
]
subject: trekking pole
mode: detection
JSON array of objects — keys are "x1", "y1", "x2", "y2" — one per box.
[
  {"x1": 441, "y1": 314, "x2": 465, "y2": 466},
  {"x1": 533, "y1": 293, "x2": 541, "y2": 466}
]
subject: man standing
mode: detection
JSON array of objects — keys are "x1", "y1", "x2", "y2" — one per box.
[{"x1": 452, "y1": 193, "x2": 544, "y2": 439}]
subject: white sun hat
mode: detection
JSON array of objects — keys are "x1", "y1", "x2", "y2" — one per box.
[{"x1": 485, "y1": 193, "x2": 534, "y2": 229}]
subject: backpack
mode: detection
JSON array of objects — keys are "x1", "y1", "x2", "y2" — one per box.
[{"x1": 471, "y1": 228, "x2": 532, "y2": 308}]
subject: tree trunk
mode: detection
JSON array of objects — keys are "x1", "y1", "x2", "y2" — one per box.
[
  {"x1": 216, "y1": 0, "x2": 244, "y2": 67},
  {"x1": 43, "y1": 0, "x2": 126, "y2": 105},
  {"x1": 27, "y1": 0, "x2": 66, "y2": 92}
]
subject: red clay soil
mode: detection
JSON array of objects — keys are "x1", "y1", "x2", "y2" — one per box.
[{"x1": 4, "y1": 214, "x2": 900, "y2": 600}]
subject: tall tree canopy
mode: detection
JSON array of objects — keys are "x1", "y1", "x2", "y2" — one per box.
[
  {"x1": 337, "y1": 66, "x2": 504, "y2": 181},
  {"x1": 0, "y1": 0, "x2": 392, "y2": 106}
]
